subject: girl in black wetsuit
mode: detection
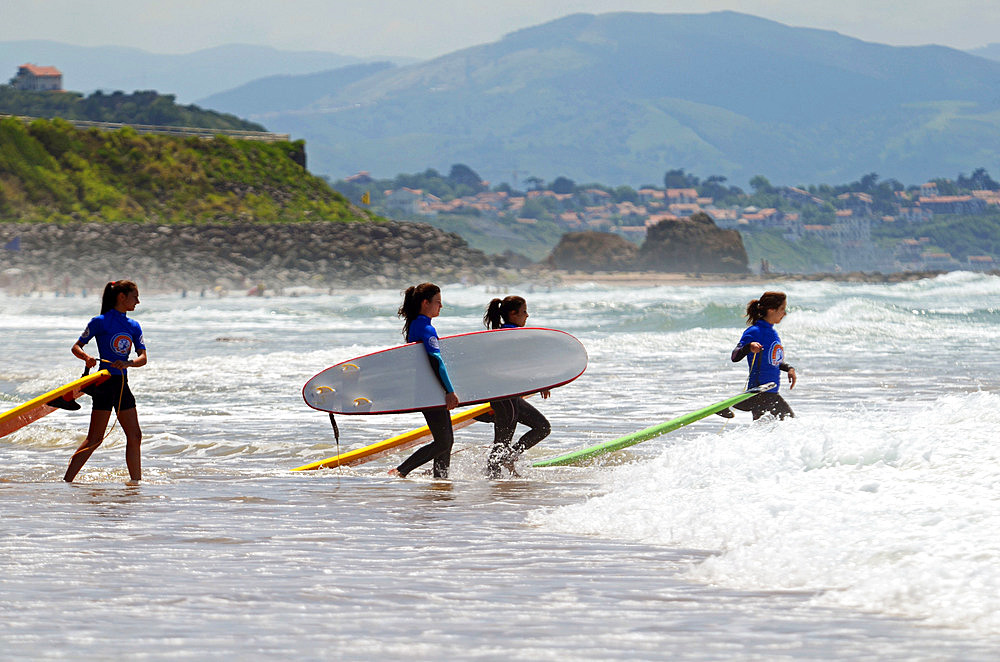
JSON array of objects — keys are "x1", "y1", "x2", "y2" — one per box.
[
  {"x1": 389, "y1": 283, "x2": 460, "y2": 479},
  {"x1": 482, "y1": 295, "x2": 551, "y2": 478}
]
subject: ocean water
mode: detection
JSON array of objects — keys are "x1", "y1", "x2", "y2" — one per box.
[{"x1": 2, "y1": 272, "x2": 1000, "y2": 660}]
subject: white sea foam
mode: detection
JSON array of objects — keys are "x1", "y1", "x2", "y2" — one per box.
[
  {"x1": 4, "y1": 274, "x2": 1000, "y2": 658},
  {"x1": 528, "y1": 390, "x2": 1000, "y2": 634}
]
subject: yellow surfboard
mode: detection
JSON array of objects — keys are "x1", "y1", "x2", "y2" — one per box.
[
  {"x1": 0, "y1": 369, "x2": 111, "y2": 438},
  {"x1": 293, "y1": 401, "x2": 495, "y2": 471}
]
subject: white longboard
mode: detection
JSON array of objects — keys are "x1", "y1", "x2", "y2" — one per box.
[{"x1": 303, "y1": 327, "x2": 587, "y2": 414}]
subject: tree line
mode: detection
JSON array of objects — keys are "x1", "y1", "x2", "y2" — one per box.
[{"x1": 0, "y1": 87, "x2": 265, "y2": 131}]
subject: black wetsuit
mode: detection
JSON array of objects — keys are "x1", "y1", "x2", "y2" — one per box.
[
  {"x1": 732, "y1": 390, "x2": 794, "y2": 420},
  {"x1": 486, "y1": 397, "x2": 551, "y2": 477},
  {"x1": 484, "y1": 322, "x2": 551, "y2": 477},
  {"x1": 396, "y1": 408, "x2": 454, "y2": 478}
]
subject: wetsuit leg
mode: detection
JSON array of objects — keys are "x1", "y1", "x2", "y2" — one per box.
[
  {"x1": 510, "y1": 399, "x2": 550, "y2": 455},
  {"x1": 396, "y1": 407, "x2": 454, "y2": 478},
  {"x1": 733, "y1": 392, "x2": 794, "y2": 420},
  {"x1": 486, "y1": 398, "x2": 517, "y2": 478}
]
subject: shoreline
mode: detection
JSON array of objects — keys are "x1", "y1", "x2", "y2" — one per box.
[
  {"x1": 0, "y1": 267, "x2": 981, "y2": 297},
  {"x1": 548, "y1": 268, "x2": 963, "y2": 287}
]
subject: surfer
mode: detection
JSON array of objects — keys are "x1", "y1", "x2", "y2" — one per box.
[
  {"x1": 481, "y1": 295, "x2": 551, "y2": 478},
  {"x1": 389, "y1": 283, "x2": 460, "y2": 479},
  {"x1": 719, "y1": 291, "x2": 797, "y2": 420},
  {"x1": 64, "y1": 280, "x2": 147, "y2": 483}
]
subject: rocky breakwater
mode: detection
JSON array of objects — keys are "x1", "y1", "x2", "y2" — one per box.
[{"x1": 0, "y1": 220, "x2": 503, "y2": 293}]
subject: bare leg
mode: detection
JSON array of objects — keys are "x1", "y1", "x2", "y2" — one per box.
[
  {"x1": 116, "y1": 407, "x2": 142, "y2": 481},
  {"x1": 64, "y1": 409, "x2": 112, "y2": 482}
]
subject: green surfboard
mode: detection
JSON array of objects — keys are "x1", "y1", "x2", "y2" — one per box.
[{"x1": 531, "y1": 382, "x2": 777, "y2": 467}]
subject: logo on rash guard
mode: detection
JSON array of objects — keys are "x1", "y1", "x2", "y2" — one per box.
[
  {"x1": 769, "y1": 342, "x2": 784, "y2": 366},
  {"x1": 428, "y1": 336, "x2": 440, "y2": 351},
  {"x1": 111, "y1": 333, "x2": 133, "y2": 356}
]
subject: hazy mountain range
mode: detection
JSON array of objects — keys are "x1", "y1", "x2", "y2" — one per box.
[
  {"x1": 195, "y1": 11, "x2": 1000, "y2": 187},
  {"x1": 6, "y1": 12, "x2": 1000, "y2": 187},
  {"x1": 0, "y1": 40, "x2": 412, "y2": 103}
]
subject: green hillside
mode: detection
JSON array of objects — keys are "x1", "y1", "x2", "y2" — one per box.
[{"x1": 0, "y1": 116, "x2": 369, "y2": 223}]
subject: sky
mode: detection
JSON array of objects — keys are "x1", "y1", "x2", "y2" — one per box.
[{"x1": 1, "y1": 0, "x2": 999, "y2": 59}]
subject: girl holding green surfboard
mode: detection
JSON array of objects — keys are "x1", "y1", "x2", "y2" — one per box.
[{"x1": 722, "y1": 290, "x2": 797, "y2": 420}]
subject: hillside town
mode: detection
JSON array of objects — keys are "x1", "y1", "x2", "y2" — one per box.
[{"x1": 353, "y1": 171, "x2": 1000, "y2": 273}]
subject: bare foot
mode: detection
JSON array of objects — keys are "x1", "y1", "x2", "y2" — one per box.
[{"x1": 387, "y1": 468, "x2": 402, "y2": 478}]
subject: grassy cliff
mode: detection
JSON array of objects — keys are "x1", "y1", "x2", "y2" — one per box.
[{"x1": 0, "y1": 116, "x2": 370, "y2": 224}]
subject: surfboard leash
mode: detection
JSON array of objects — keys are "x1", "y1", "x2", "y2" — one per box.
[
  {"x1": 745, "y1": 351, "x2": 758, "y2": 392},
  {"x1": 716, "y1": 352, "x2": 758, "y2": 434},
  {"x1": 69, "y1": 360, "x2": 127, "y2": 463},
  {"x1": 98, "y1": 358, "x2": 126, "y2": 441},
  {"x1": 328, "y1": 413, "x2": 343, "y2": 474}
]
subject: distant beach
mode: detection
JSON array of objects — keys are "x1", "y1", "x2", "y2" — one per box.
[{"x1": 549, "y1": 269, "x2": 956, "y2": 287}]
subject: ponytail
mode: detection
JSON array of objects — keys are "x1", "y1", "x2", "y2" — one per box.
[
  {"x1": 101, "y1": 280, "x2": 137, "y2": 314},
  {"x1": 483, "y1": 295, "x2": 525, "y2": 329},
  {"x1": 398, "y1": 282, "x2": 440, "y2": 339},
  {"x1": 746, "y1": 291, "x2": 786, "y2": 325}
]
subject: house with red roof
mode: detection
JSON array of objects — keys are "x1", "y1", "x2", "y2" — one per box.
[
  {"x1": 9, "y1": 64, "x2": 63, "y2": 91},
  {"x1": 918, "y1": 195, "x2": 987, "y2": 215}
]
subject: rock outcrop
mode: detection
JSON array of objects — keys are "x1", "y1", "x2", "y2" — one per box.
[
  {"x1": 638, "y1": 213, "x2": 748, "y2": 273},
  {"x1": 546, "y1": 231, "x2": 639, "y2": 272}
]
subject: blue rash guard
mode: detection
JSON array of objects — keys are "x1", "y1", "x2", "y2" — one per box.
[
  {"x1": 408, "y1": 314, "x2": 455, "y2": 394},
  {"x1": 734, "y1": 320, "x2": 784, "y2": 393},
  {"x1": 78, "y1": 309, "x2": 145, "y2": 376}
]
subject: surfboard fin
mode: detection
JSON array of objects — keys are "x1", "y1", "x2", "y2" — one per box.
[{"x1": 46, "y1": 397, "x2": 81, "y2": 411}]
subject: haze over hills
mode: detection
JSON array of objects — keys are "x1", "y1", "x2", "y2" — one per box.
[
  {"x1": 0, "y1": 40, "x2": 412, "y2": 104},
  {"x1": 967, "y1": 43, "x2": 1000, "y2": 62},
  {"x1": 198, "y1": 62, "x2": 395, "y2": 116},
  {"x1": 195, "y1": 11, "x2": 1000, "y2": 188}
]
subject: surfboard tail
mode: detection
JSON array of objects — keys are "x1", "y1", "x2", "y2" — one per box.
[{"x1": 0, "y1": 370, "x2": 111, "y2": 438}]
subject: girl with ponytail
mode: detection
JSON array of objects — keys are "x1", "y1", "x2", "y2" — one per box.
[
  {"x1": 720, "y1": 291, "x2": 797, "y2": 420},
  {"x1": 65, "y1": 280, "x2": 147, "y2": 482},
  {"x1": 481, "y1": 295, "x2": 551, "y2": 478},
  {"x1": 389, "y1": 283, "x2": 461, "y2": 479}
]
